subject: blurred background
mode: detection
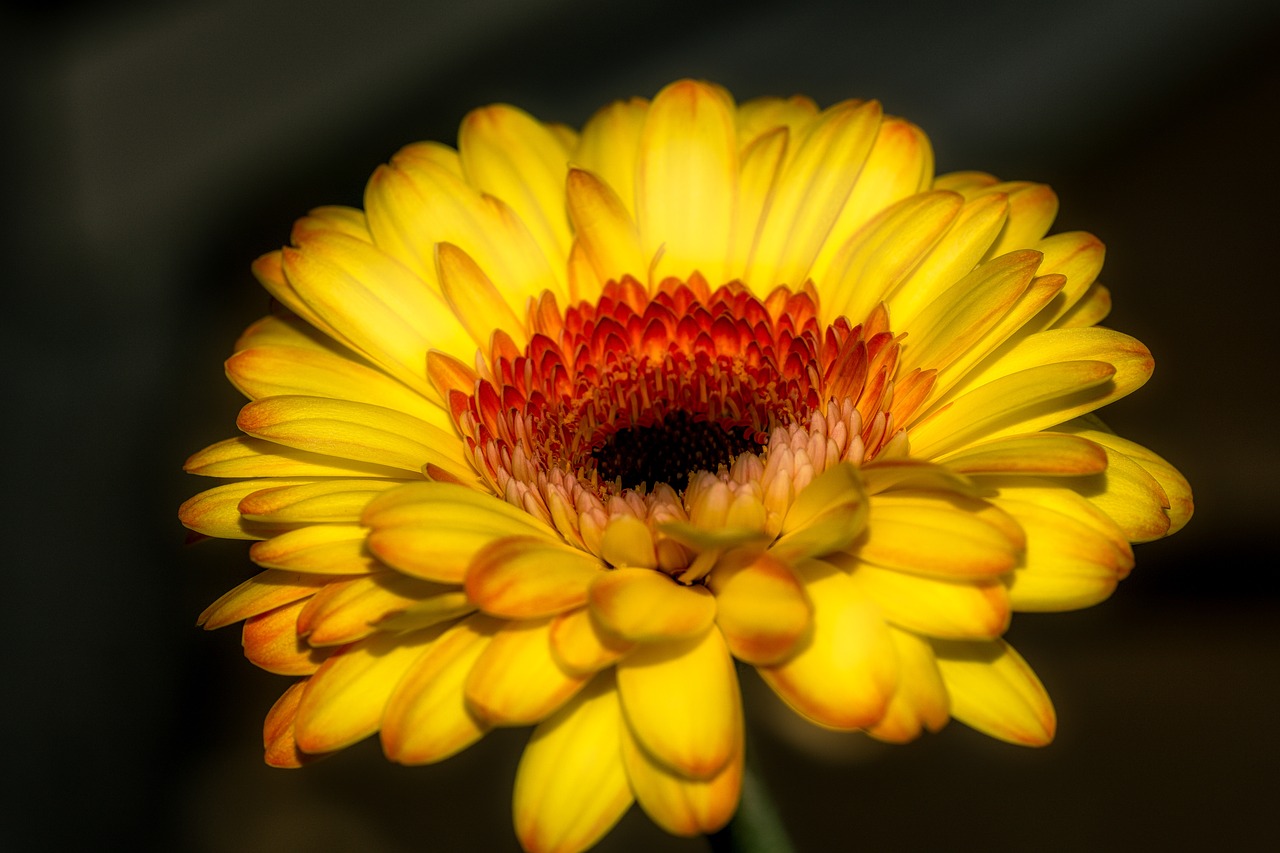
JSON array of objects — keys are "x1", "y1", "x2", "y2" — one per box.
[{"x1": 4, "y1": 0, "x2": 1278, "y2": 850}]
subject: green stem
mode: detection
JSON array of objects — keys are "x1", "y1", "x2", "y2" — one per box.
[{"x1": 704, "y1": 745, "x2": 795, "y2": 853}]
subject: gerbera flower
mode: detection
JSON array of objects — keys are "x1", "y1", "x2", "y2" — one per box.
[{"x1": 181, "y1": 79, "x2": 1191, "y2": 853}]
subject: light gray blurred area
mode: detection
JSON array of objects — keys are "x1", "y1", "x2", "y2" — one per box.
[{"x1": 4, "y1": 0, "x2": 1278, "y2": 850}]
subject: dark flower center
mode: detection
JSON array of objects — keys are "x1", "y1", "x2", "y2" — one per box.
[{"x1": 590, "y1": 409, "x2": 760, "y2": 491}]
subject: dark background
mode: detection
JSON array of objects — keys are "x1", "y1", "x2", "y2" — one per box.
[{"x1": 4, "y1": 0, "x2": 1278, "y2": 850}]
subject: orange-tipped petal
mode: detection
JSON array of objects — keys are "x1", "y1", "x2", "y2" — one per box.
[
  {"x1": 621, "y1": 712, "x2": 742, "y2": 837},
  {"x1": 380, "y1": 614, "x2": 499, "y2": 764},
  {"x1": 514, "y1": 673, "x2": 634, "y2": 853},
  {"x1": 933, "y1": 639, "x2": 1056, "y2": 746},
  {"x1": 707, "y1": 552, "x2": 812, "y2": 665},
  {"x1": 588, "y1": 568, "x2": 716, "y2": 642},
  {"x1": 759, "y1": 557, "x2": 897, "y2": 730},
  {"x1": 467, "y1": 536, "x2": 606, "y2": 619},
  {"x1": 616, "y1": 627, "x2": 741, "y2": 780},
  {"x1": 465, "y1": 617, "x2": 590, "y2": 726},
  {"x1": 242, "y1": 598, "x2": 330, "y2": 675},
  {"x1": 293, "y1": 627, "x2": 440, "y2": 754}
]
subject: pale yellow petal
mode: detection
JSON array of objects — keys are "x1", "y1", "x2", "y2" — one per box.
[
  {"x1": 565, "y1": 168, "x2": 644, "y2": 285},
  {"x1": 824, "y1": 190, "x2": 964, "y2": 325},
  {"x1": 459, "y1": 103, "x2": 573, "y2": 268},
  {"x1": 727, "y1": 126, "x2": 787, "y2": 284},
  {"x1": 599, "y1": 514, "x2": 658, "y2": 569},
  {"x1": 933, "y1": 639, "x2": 1055, "y2": 746},
  {"x1": 772, "y1": 461, "x2": 869, "y2": 560},
  {"x1": 179, "y1": 479, "x2": 311, "y2": 540},
  {"x1": 906, "y1": 359, "x2": 1120, "y2": 460},
  {"x1": 745, "y1": 99, "x2": 882, "y2": 291},
  {"x1": 282, "y1": 232, "x2": 473, "y2": 389},
  {"x1": 617, "y1": 627, "x2": 741, "y2": 779},
  {"x1": 637, "y1": 80, "x2": 737, "y2": 285},
  {"x1": 514, "y1": 673, "x2": 633, "y2": 853},
  {"x1": 574, "y1": 96, "x2": 648, "y2": 218}
]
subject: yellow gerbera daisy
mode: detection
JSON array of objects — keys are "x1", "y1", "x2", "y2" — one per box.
[{"x1": 181, "y1": 79, "x2": 1191, "y2": 853}]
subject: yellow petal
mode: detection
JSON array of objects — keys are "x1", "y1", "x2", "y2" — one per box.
[
  {"x1": 1060, "y1": 419, "x2": 1193, "y2": 536},
  {"x1": 548, "y1": 606, "x2": 634, "y2": 676},
  {"x1": 199, "y1": 569, "x2": 336, "y2": 630},
  {"x1": 184, "y1": 436, "x2": 409, "y2": 480},
  {"x1": 1053, "y1": 281, "x2": 1112, "y2": 329},
  {"x1": 227, "y1": 344, "x2": 448, "y2": 426},
  {"x1": 574, "y1": 96, "x2": 648, "y2": 218},
  {"x1": 565, "y1": 168, "x2": 644, "y2": 285},
  {"x1": 467, "y1": 536, "x2": 606, "y2": 618},
  {"x1": 179, "y1": 479, "x2": 311, "y2": 540},
  {"x1": 621, "y1": 711, "x2": 742, "y2": 837},
  {"x1": 810, "y1": 115, "x2": 933, "y2": 284},
  {"x1": 897, "y1": 249, "x2": 1041, "y2": 377},
  {"x1": 381, "y1": 614, "x2": 497, "y2": 764},
  {"x1": 885, "y1": 192, "x2": 1009, "y2": 326},
  {"x1": 772, "y1": 461, "x2": 869, "y2": 560},
  {"x1": 865, "y1": 627, "x2": 950, "y2": 743},
  {"x1": 856, "y1": 492, "x2": 1020, "y2": 579},
  {"x1": 979, "y1": 182, "x2": 1059, "y2": 261},
  {"x1": 363, "y1": 482, "x2": 560, "y2": 583},
  {"x1": 735, "y1": 94, "x2": 817, "y2": 150},
  {"x1": 296, "y1": 572, "x2": 443, "y2": 646},
  {"x1": 728, "y1": 125, "x2": 787, "y2": 284},
  {"x1": 249, "y1": 524, "x2": 379, "y2": 575},
  {"x1": 233, "y1": 308, "x2": 356, "y2": 356},
  {"x1": 460, "y1": 103, "x2": 573, "y2": 268},
  {"x1": 513, "y1": 673, "x2": 633, "y2": 853},
  {"x1": 436, "y1": 241, "x2": 529, "y2": 352},
  {"x1": 282, "y1": 232, "x2": 472, "y2": 390},
  {"x1": 617, "y1": 626, "x2": 741, "y2": 779},
  {"x1": 237, "y1": 479, "x2": 399, "y2": 524},
  {"x1": 906, "y1": 359, "x2": 1120, "y2": 460},
  {"x1": 263, "y1": 681, "x2": 313, "y2": 768},
  {"x1": 465, "y1": 617, "x2": 589, "y2": 726},
  {"x1": 293, "y1": 627, "x2": 440, "y2": 753},
  {"x1": 588, "y1": 568, "x2": 716, "y2": 642},
  {"x1": 242, "y1": 598, "x2": 329, "y2": 675},
  {"x1": 758, "y1": 557, "x2": 897, "y2": 729},
  {"x1": 992, "y1": 491, "x2": 1133, "y2": 611},
  {"x1": 599, "y1": 514, "x2": 658, "y2": 569},
  {"x1": 365, "y1": 147, "x2": 563, "y2": 306},
  {"x1": 825, "y1": 189, "x2": 964, "y2": 326},
  {"x1": 707, "y1": 551, "x2": 812, "y2": 665},
  {"x1": 637, "y1": 80, "x2": 737, "y2": 285},
  {"x1": 745, "y1": 99, "x2": 882, "y2": 291},
  {"x1": 1022, "y1": 231, "x2": 1105, "y2": 332},
  {"x1": 936, "y1": 432, "x2": 1108, "y2": 477},
  {"x1": 932, "y1": 639, "x2": 1055, "y2": 746},
  {"x1": 237, "y1": 395, "x2": 473, "y2": 481},
  {"x1": 849, "y1": 562, "x2": 1009, "y2": 639}
]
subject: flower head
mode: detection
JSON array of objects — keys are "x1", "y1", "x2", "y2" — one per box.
[{"x1": 182, "y1": 80, "x2": 1191, "y2": 852}]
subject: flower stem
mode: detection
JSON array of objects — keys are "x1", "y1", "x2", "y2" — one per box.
[{"x1": 704, "y1": 747, "x2": 795, "y2": 853}]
